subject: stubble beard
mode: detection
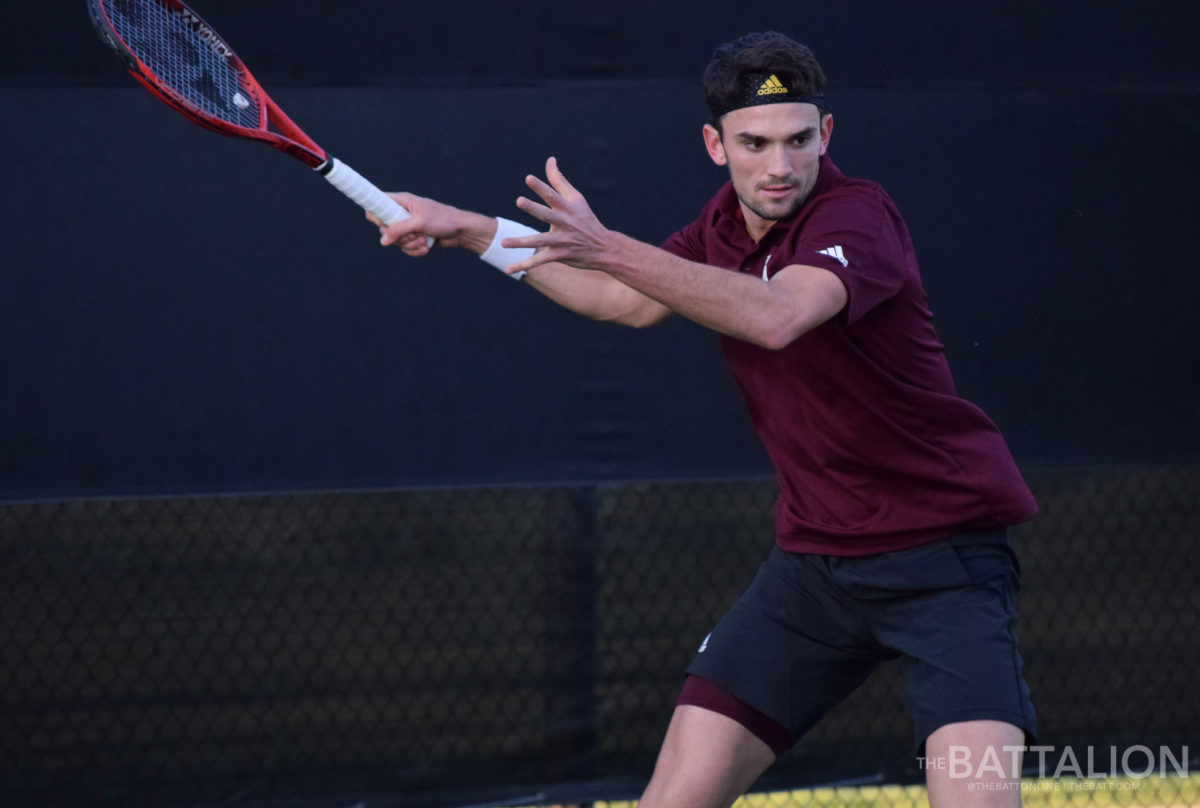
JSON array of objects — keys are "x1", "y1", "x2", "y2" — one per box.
[
  {"x1": 736, "y1": 176, "x2": 812, "y2": 223},
  {"x1": 737, "y1": 192, "x2": 805, "y2": 223}
]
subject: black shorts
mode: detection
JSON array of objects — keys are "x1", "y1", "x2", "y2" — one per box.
[{"x1": 683, "y1": 529, "x2": 1037, "y2": 754}]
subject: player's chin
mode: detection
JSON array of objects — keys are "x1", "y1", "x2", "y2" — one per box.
[{"x1": 756, "y1": 197, "x2": 802, "y2": 221}]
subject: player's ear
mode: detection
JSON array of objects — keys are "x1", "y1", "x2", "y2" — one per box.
[
  {"x1": 819, "y1": 113, "x2": 833, "y2": 156},
  {"x1": 703, "y1": 123, "x2": 728, "y2": 166}
]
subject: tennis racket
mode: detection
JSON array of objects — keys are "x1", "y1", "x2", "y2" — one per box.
[{"x1": 88, "y1": 0, "x2": 430, "y2": 243}]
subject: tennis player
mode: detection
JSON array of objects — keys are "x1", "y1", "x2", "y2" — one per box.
[{"x1": 373, "y1": 31, "x2": 1038, "y2": 808}]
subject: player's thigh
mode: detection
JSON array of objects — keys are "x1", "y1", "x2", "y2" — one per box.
[
  {"x1": 638, "y1": 704, "x2": 776, "y2": 808},
  {"x1": 925, "y1": 719, "x2": 1025, "y2": 808}
]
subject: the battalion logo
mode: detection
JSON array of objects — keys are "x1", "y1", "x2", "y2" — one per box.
[{"x1": 757, "y1": 74, "x2": 789, "y2": 96}]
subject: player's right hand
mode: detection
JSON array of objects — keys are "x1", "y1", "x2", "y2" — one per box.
[{"x1": 367, "y1": 192, "x2": 462, "y2": 257}]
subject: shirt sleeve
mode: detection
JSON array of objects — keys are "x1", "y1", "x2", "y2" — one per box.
[{"x1": 780, "y1": 189, "x2": 909, "y2": 326}]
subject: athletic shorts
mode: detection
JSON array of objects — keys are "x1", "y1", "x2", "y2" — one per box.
[{"x1": 680, "y1": 529, "x2": 1037, "y2": 757}]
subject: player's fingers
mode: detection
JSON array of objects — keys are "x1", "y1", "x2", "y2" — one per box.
[
  {"x1": 385, "y1": 191, "x2": 424, "y2": 209},
  {"x1": 515, "y1": 196, "x2": 559, "y2": 225},
  {"x1": 370, "y1": 193, "x2": 423, "y2": 230},
  {"x1": 501, "y1": 232, "x2": 551, "y2": 250},
  {"x1": 379, "y1": 216, "x2": 428, "y2": 247},
  {"x1": 505, "y1": 246, "x2": 563, "y2": 276},
  {"x1": 525, "y1": 174, "x2": 566, "y2": 207},
  {"x1": 401, "y1": 240, "x2": 432, "y2": 257},
  {"x1": 545, "y1": 156, "x2": 580, "y2": 199}
]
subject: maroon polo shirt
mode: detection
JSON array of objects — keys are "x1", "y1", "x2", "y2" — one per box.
[{"x1": 660, "y1": 155, "x2": 1037, "y2": 556}]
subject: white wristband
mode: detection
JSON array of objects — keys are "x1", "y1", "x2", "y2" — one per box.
[{"x1": 480, "y1": 217, "x2": 538, "y2": 281}]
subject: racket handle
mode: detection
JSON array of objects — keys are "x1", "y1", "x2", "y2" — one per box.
[{"x1": 320, "y1": 158, "x2": 434, "y2": 247}]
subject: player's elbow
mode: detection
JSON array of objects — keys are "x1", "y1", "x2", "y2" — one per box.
[
  {"x1": 600, "y1": 298, "x2": 672, "y2": 329},
  {"x1": 756, "y1": 333, "x2": 789, "y2": 351},
  {"x1": 755, "y1": 332, "x2": 795, "y2": 351},
  {"x1": 623, "y1": 307, "x2": 672, "y2": 329},
  {"x1": 602, "y1": 311, "x2": 660, "y2": 329},
  {"x1": 753, "y1": 318, "x2": 808, "y2": 351}
]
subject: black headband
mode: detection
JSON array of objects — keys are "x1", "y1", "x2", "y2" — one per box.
[{"x1": 708, "y1": 72, "x2": 829, "y2": 119}]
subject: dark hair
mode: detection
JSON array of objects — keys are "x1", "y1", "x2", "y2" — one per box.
[{"x1": 703, "y1": 32, "x2": 826, "y2": 130}]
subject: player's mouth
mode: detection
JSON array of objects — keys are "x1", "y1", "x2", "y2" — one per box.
[{"x1": 759, "y1": 184, "x2": 797, "y2": 200}]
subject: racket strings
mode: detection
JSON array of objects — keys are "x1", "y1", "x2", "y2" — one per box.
[{"x1": 107, "y1": 0, "x2": 260, "y2": 130}]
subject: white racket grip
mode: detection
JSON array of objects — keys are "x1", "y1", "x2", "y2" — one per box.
[{"x1": 321, "y1": 158, "x2": 433, "y2": 247}]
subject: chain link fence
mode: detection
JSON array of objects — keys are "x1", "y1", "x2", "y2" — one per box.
[{"x1": 1, "y1": 467, "x2": 1197, "y2": 807}]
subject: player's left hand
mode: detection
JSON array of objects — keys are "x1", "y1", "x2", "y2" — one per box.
[{"x1": 503, "y1": 157, "x2": 616, "y2": 275}]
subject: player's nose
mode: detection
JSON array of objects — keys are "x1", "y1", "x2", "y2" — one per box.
[{"x1": 766, "y1": 145, "x2": 791, "y2": 177}]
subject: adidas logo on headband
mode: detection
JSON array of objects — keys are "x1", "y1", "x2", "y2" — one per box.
[{"x1": 756, "y1": 75, "x2": 789, "y2": 96}]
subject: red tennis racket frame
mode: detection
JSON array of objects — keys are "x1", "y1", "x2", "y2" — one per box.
[
  {"x1": 90, "y1": 0, "x2": 329, "y2": 168},
  {"x1": 89, "y1": 0, "x2": 427, "y2": 240}
]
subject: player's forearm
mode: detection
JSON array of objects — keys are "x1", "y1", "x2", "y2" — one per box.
[
  {"x1": 598, "y1": 234, "x2": 821, "y2": 348},
  {"x1": 434, "y1": 207, "x2": 663, "y2": 325},
  {"x1": 523, "y1": 263, "x2": 671, "y2": 327}
]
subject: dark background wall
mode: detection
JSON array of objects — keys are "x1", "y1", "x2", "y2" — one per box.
[
  {"x1": 11, "y1": 2, "x2": 1200, "y2": 89},
  {"x1": 2, "y1": 2, "x2": 1199, "y2": 499}
]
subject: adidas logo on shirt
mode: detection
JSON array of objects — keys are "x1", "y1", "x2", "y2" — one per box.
[
  {"x1": 817, "y1": 245, "x2": 848, "y2": 267},
  {"x1": 756, "y1": 74, "x2": 788, "y2": 96}
]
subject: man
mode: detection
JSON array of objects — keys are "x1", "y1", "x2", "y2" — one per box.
[{"x1": 372, "y1": 31, "x2": 1037, "y2": 808}]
